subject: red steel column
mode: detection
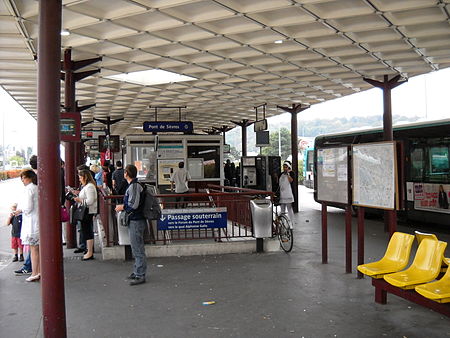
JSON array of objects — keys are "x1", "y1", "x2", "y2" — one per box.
[
  {"x1": 37, "y1": 0, "x2": 67, "y2": 337},
  {"x1": 277, "y1": 104, "x2": 310, "y2": 213},
  {"x1": 357, "y1": 207, "x2": 365, "y2": 279},
  {"x1": 321, "y1": 203, "x2": 328, "y2": 264},
  {"x1": 345, "y1": 206, "x2": 352, "y2": 273},
  {"x1": 63, "y1": 49, "x2": 76, "y2": 248},
  {"x1": 364, "y1": 75, "x2": 406, "y2": 238},
  {"x1": 382, "y1": 75, "x2": 396, "y2": 238},
  {"x1": 64, "y1": 142, "x2": 76, "y2": 248},
  {"x1": 291, "y1": 110, "x2": 299, "y2": 213}
]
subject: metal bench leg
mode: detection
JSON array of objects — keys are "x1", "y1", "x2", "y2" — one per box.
[{"x1": 375, "y1": 286, "x2": 387, "y2": 304}]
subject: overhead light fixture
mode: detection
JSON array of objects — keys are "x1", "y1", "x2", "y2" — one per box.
[
  {"x1": 274, "y1": 40, "x2": 283, "y2": 44},
  {"x1": 61, "y1": 30, "x2": 70, "y2": 36},
  {"x1": 106, "y1": 69, "x2": 196, "y2": 86}
]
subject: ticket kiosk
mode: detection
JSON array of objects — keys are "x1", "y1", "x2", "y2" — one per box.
[
  {"x1": 241, "y1": 156, "x2": 281, "y2": 192},
  {"x1": 124, "y1": 134, "x2": 224, "y2": 192}
]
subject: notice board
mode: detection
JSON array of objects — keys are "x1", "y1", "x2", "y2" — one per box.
[
  {"x1": 316, "y1": 147, "x2": 349, "y2": 205},
  {"x1": 352, "y1": 142, "x2": 397, "y2": 210}
]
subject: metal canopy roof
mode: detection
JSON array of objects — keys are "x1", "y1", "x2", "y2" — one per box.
[{"x1": 1, "y1": 0, "x2": 450, "y2": 136}]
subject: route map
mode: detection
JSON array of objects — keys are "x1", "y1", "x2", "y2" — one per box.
[{"x1": 352, "y1": 142, "x2": 396, "y2": 210}]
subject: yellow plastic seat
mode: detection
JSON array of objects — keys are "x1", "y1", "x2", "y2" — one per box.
[
  {"x1": 383, "y1": 239, "x2": 447, "y2": 290},
  {"x1": 357, "y1": 232, "x2": 415, "y2": 279},
  {"x1": 415, "y1": 265, "x2": 450, "y2": 303},
  {"x1": 415, "y1": 231, "x2": 449, "y2": 272}
]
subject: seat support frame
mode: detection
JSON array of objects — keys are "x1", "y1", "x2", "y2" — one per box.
[{"x1": 372, "y1": 278, "x2": 450, "y2": 317}]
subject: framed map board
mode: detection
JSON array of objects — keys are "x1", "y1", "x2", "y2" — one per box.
[
  {"x1": 316, "y1": 146, "x2": 349, "y2": 205},
  {"x1": 352, "y1": 141, "x2": 398, "y2": 210}
]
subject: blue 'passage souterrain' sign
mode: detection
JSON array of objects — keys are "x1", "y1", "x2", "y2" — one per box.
[
  {"x1": 143, "y1": 121, "x2": 193, "y2": 133},
  {"x1": 157, "y1": 208, "x2": 227, "y2": 231}
]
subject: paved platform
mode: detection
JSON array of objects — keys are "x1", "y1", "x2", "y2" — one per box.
[{"x1": 1, "y1": 186, "x2": 450, "y2": 337}]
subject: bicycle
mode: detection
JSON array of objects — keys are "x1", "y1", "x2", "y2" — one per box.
[{"x1": 273, "y1": 204, "x2": 293, "y2": 253}]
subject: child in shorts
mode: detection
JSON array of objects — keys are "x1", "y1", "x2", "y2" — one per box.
[{"x1": 6, "y1": 203, "x2": 24, "y2": 262}]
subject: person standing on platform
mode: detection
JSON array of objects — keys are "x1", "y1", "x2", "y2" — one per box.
[
  {"x1": 170, "y1": 162, "x2": 191, "y2": 208},
  {"x1": 18, "y1": 169, "x2": 40, "y2": 282},
  {"x1": 14, "y1": 155, "x2": 37, "y2": 276},
  {"x1": 73, "y1": 170, "x2": 97, "y2": 261},
  {"x1": 112, "y1": 160, "x2": 127, "y2": 195},
  {"x1": 115, "y1": 164, "x2": 147, "y2": 286},
  {"x1": 6, "y1": 203, "x2": 23, "y2": 262},
  {"x1": 278, "y1": 161, "x2": 295, "y2": 228}
]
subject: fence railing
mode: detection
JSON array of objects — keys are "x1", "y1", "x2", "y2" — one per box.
[{"x1": 98, "y1": 185, "x2": 273, "y2": 247}]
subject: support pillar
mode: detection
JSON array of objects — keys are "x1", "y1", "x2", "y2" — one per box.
[
  {"x1": 277, "y1": 104, "x2": 310, "y2": 213},
  {"x1": 64, "y1": 142, "x2": 76, "y2": 248},
  {"x1": 62, "y1": 49, "x2": 101, "y2": 247},
  {"x1": 37, "y1": 1, "x2": 67, "y2": 336},
  {"x1": 357, "y1": 207, "x2": 365, "y2": 279},
  {"x1": 212, "y1": 125, "x2": 233, "y2": 145},
  {"x1": 364, "y1": 75, "x2": 406, "y2": 237},
  {"x1": 231, "y1": 119, "x2": 253, "y2": 157}
]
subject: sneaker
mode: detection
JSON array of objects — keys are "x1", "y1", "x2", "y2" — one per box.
[
  {"x1": 126, "y1": 273, "x2": 137, "y2": 280},
  {"x1": 19, "y1": 255, "x2": 24, "y2": 262},
  {"x1": 12, "y1": 255, "x2": 18, "y2": 262},
  {"x1": 74, "y1": 248, "x2": 87, "y2": 254},
  {"x1": 14, "y1": 268, "x2": 32, "y2": 276},
  {"x1": 129, "y1": 277, "x2": 145, "y2": 286}
]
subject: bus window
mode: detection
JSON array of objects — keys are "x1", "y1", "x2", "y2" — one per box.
[
  {"x1": 428, "y1": 146, "x2": 449, "y2": 181},
  {"x1": 410, "y1": 148, "x2": 424, "y2": 181}
]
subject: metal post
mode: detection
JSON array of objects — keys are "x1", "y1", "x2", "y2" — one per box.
[
  {"x1": 64, "y1": 142, "x2": 76, "y2": 248},
  {"x1": 63, "y1": 49, "x2": 76, "y2": 248},
  {"x1": 256, "y1": 238, "x2": 264, "y2": 253},
  {"x1": 364, "y1": 75, "x2": 406, "y2": 238},
  {"x1": 291, "y1": 109, "x2": 299, "y2": 213},
  {"x1": 277, "y1": 104, "x2": 310, "y2": 214},
  {"x1": 37, "y1": 0, "x2": 67, "y2": 337},
  {"x1": 321, "y1": 203, "x2": 327, "y2": 264},
  {"x1": 242, "y1": 124, "x2": 247, "y2": 157},
  {"x1": 345, "y1": 206, "x2": 352, "y2": 273},
  {"x1": 357, "y1": 207, "x2": 365, "y2": 279}
]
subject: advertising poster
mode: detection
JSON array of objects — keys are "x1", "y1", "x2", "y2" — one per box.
[{"x1": 414, "y1": 183, "x2": 450, "y2": 214}]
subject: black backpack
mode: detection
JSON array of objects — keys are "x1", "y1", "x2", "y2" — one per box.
[{"x1": 138, "y1": 183, "x2": 162, "y2": 220}]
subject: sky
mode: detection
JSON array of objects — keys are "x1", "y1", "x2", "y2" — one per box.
[
  {"x1": 1, "y1": 67, "x2": 450, "y2": 156},
  {"x1": 270, "y1": 67, "x2": 450, "y2": 125}
]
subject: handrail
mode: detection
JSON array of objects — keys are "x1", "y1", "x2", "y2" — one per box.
[{"x1": 207, "y1": 184, "x2": 274, "y2": 196}]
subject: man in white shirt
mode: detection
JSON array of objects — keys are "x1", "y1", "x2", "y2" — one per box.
[{"x1": 170, "y1": 162, "x2": 191, "y2": 208}]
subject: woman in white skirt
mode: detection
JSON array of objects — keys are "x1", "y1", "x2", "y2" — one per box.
[
  {"x1": 278, "y1": 161, "x2": 295, "y2": 228},
  {"x1": 17, "y1": 169, "x2": 40, "y2": 282}
]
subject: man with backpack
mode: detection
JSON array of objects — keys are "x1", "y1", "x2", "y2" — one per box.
[{"x1": 115, "y1": 164, "x2": 147, "y2": 286}]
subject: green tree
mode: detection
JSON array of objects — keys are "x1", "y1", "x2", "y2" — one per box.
[
  {"x1": 9, "y1": 155, "x2": 25, "y2": 166},
  {"x1": 261, "y1": 128, "x2": 292, "y2": 160}
]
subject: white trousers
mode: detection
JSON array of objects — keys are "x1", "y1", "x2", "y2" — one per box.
[{"x1": 280, "y1": 203, "x2": 295, "y2": 228}]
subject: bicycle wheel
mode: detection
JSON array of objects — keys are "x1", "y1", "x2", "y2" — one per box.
[{"x1": 277, "y1": 214, "x2": 293, "y2": 253}]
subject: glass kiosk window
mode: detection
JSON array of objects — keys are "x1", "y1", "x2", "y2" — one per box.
[
  {"x1": 187, "y1": 145, "x2": 220, "y2": 178},
  {"x1": 131, "y1": 146, "x2": 155, "y2": 178}
]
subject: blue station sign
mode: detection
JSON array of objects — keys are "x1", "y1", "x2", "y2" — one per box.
[
  {"x1": 143, "y1": 121, "x2": 193, "y2": 133},
  {"x1": 157, "y1": 207, "x2": 227, "y2": 231}
]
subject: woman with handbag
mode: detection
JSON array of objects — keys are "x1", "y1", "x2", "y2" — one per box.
[
  {"x1": 74, "y1": 169, "x2": 97, "y2": 261},
  {"x1": 17, "y1": 169, "x2": 40, "y2": 282}
]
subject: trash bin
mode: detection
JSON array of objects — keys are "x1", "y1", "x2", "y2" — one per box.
[{"x1": 250, "y1": 199, "x2": 273, "y2": 238}]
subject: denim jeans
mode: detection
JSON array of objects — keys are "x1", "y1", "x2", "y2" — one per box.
[
  {"x1": 128, "y1": 219, "x2": 147, "y2": 278},
  {"x1": 22, "y1": 251, "x2": 32, "y2": 272}
]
